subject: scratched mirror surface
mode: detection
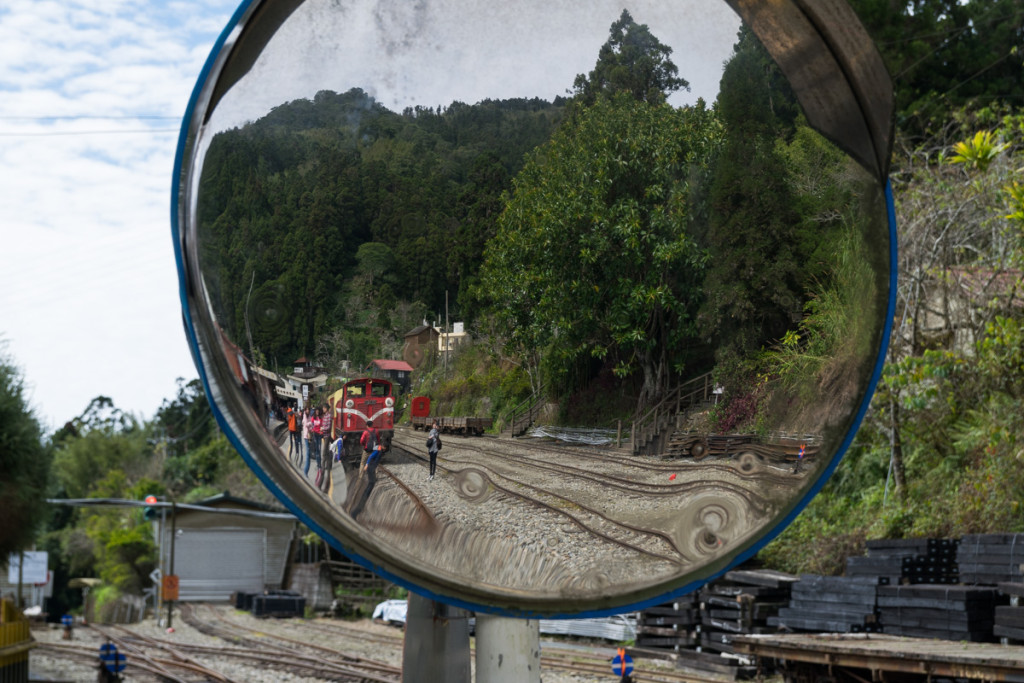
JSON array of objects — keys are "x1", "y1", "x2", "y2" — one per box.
[{"x1": 176, "y1": 0, "x2": 894, "y2": 614}]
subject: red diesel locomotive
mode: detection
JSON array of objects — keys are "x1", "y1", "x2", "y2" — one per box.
[{"x1": 329, "y1": 377, "x2": 395, "y2": 457}]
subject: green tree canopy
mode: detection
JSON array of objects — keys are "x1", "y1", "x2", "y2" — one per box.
[
  {"x1": 0, "y1": 346, "x2": 53, "y2": 562},
  {"x1": 573, "y1": 9, "x2": 690, "y2": 106},
  {"x1": 848, "y1": 0, "x2": 1024, "y2": 140},
  {"x1": 479, "y1": 93, "x2": 721, "y2": 408}
]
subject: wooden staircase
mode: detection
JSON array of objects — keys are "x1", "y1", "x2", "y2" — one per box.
[
  {"x1": 631, "y1": 372, "x2": 716, "y2": 456},
  {"x1": 499, "y1": 384, "x2": 547, "y2": 438}
]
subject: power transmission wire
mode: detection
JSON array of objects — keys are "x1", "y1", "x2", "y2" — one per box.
[
  {"x1": 0, "y1": 128, "x2": 179, "y2": 137},
  {"x1": 0, "y1": 115, "x2": 179, "y2": 120}
]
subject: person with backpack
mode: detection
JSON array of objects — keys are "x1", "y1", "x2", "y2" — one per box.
[
  {"x1": 426, "y1": 419, "x2": 441, "y2": 481},
  {"x1": 350, "y1": 440, "x2": 384, "y2": 520},
  {"x1": 286, "y1": 404, "x2": 300, "y2": 462},
  {"x1": 357, "y1": 420, "x2": 379, "y2": 482}
]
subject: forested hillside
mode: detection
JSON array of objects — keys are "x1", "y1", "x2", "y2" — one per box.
[
  {"x1": 198, "y1": 12, "x2": 884, "y2": 432},
  {"x1": 197, "y1": 89, "x2": 564, "y2": 370}
]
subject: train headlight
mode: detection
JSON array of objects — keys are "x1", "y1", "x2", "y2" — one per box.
[
  {"x1": 345, "y1": 399, "x2": 354, "y2": 408},
  {"x1": 385, "y1": 397, "x2": 394, "y2": 407}
]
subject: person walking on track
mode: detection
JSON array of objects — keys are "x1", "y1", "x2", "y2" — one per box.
[{"x1": 426, "y1": 420, "x2": 441, "y2": 481}]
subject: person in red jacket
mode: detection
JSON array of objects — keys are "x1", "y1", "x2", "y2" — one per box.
[
  {"x1": 357, "y1": 420, "x2": 379, "y2": 481},
  {"x1": 286, "y1": 404, "x2": 300, "y2": 462}
]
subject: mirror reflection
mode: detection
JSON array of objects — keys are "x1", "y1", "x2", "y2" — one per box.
[{"x1": 181, "y1": 0, "x2": 891, "y2": 610}]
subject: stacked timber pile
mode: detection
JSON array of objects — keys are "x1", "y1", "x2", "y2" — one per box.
[
  {"x1": 903, "y1": 538, "x2": 959, "y2": 584},
  {"x1": 769, "y1": 575, "x2": 880, "y2": 633},
  {"x1": 635, "y1": 593, "x2": 699, "y2": 650},
  {"x1": 845, "y1": 538, "x2": 959, "y2": 585},
  {"x1": 672, "y1": 649, "x2": 757, "y2": 681},
  {"x1": 663, "y1": 433, "x2": 821, "y2": 464},
  {"x1": 876, "y1": 584, "x2": 1005, "y2": 641},
  {"x1": 958, "y1": 533, "x2": 1024, "y2": 584},
  {"x1": 696, "y1": 569, "x2": 796, "y2": 655},
  {"x1": 995, "y1": 583, "x2": 1024, "y2": 642},
  {"x1": 664, "y1": 433, "x2": 755, "y2": 460},
  {"x1": 635, "y1": 569, "x2": 795, "y2": 680},
  {"x1": 845, "y1": 538, "x2": 927, "y2": 584}
]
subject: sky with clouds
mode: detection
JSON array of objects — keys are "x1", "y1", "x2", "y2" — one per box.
[
  {"x1": 0, "y1": 0, "x2": 240, "y2": 429},
  {"x1": 1, "y1": 0, "x2": 739, "y2": 432}
]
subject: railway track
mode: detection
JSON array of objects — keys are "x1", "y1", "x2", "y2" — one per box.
[
  {"x1": 427, "y1": 434, "x2": 783, "y2": 504},
  {"x1": 388, "y1": 438, "x2": 689, "y2": 564},
  {"x1": 493, "y1": 435, "x2": 804, "y2": 485},
  {"x1": 390, "y1": 428, "x2": 792, "y2": 562},
  {"x1": 34, "y1": 639, "x2": 209, "y2": 683},
  {"x1": 199, "y1": 604, "x2": 722, "y2": 683},
  {"x1": 180, "y1": 603, "x2": 402, "y2": 681},
  {"x1": 32, "y1": 606, "x2": 733, "y2": 683}
]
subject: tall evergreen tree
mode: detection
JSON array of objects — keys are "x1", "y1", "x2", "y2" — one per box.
[
  {"x1": 573, "y1": 9, "x2": 689, "y2": 106},
  {"x1": 700, "y1": 29, "x2": 803, "y2": 356}
]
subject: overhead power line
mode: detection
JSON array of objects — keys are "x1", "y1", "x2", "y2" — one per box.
[
  {"x1": 0, "y1": 115, "x2": 180, "y2": 120},
  {"x1": 0, "y1": 128, "x2": 179, "y2": 137}
]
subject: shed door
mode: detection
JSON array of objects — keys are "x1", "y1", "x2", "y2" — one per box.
[{"x1": 172, "y1": 528, "x2": 265, "y2": 601}]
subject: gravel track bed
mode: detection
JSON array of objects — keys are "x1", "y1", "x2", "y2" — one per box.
[
  {"x1": 381, "y1": 428, "x2": 795, "y2": 594},
  {"x1": 30, "y1": 604, "x2": 664, "y2": 682},
  {"x1": 30, "y1": 605, "x2": 393, "y2": 682}
]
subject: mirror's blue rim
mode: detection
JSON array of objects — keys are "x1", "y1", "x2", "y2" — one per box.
[{"x1": 172, "y1": 0, "x2": 899, "y2": 618}]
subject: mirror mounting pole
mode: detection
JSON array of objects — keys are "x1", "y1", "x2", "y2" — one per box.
[
  {"x1": 402, "y1": 593, "x2": 471, "y2": 682},
  {"x1": 475, "y1": 614, "x2": 541, "y2": 683}
]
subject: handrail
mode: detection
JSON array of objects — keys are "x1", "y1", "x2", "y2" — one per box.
[
  {"x1": 631, "y1": 371, "x2": 714, "y2": 454},
  {"x1": 500, "y1": 383, "x2": 547, "y2": 436}
]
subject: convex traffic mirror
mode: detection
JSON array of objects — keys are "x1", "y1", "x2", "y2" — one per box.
[{"x1": 173, "y1": 0, "x2": 895, "y2": 615}]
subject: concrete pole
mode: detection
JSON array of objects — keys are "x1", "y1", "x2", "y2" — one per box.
[
  {"x1": 402, "y1": 593, "x2": 470, "y2": 683},
  {"x1": 475, "y1": 615, "x2": 541, "y2": 683}
]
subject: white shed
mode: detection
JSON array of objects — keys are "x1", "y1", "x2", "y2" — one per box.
[{"x1": 156, "y1": 494, "x2": 298, "y2": 602}]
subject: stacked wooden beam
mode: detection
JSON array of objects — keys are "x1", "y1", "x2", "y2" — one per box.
[
  {"x1": 635, "y1": 594, "x2": 699, "y2": 651},
  {"x1": 696, "y1": 569, "x2": 796, "y2": 655},
  {"x1": 903, "y1": 538, "x2": 959, "y2": 584},
  {"x1": 845, "y1": 538, "x2": 959, "y2": 585},
  {"x1": 845, "y1": 538, "x2": 928, "y2": 584},
  {"x1": 995, "y1": 583, "x2": 1024, "y2": 642},
  {"x1": 664, "y1": 433, "x2": 819, "y2": 463},
  {"x1": 769, "y1": 575, "x2": 880, "y2": 633},
  {"x1": 958, "y1": 533, "x2": 1024, "y2": 585},
  {"x1": 672, "y1": 649, "x2": 757, "y2": 681},
  {"x1": 876, "y1": 585, "x2": 1005, "y2": 641}
]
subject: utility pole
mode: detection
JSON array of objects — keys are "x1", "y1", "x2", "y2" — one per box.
[
  {"x1": 444, "y1": 291, "x2": 449, "y2": 377},
  {"x1": 167, "y1": 502, "x2": 177, "y2": 629},
  {"x1": 16, "y1": 550, "x2": 24, "y2": 609}
]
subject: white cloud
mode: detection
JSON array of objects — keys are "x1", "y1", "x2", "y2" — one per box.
[{"x1": 0, "y1": 0, "x2": 238, "y2": 428}]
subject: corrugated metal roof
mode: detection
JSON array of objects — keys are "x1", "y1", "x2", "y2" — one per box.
[{"x1": 371, "y1": 359, "x2": 414, "y2": 372}]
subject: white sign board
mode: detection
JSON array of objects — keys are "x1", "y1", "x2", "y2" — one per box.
[{"x1": 8, "y1": 551, "x2": 48, "y2": 584}]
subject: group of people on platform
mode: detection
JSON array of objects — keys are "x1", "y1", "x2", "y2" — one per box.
[
  {"x1": 283, "y1": 402, "x2": 336, "y2": 491},
  {"x1": 279, "y1": 401, "x2": 444, "y2": 517}
]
